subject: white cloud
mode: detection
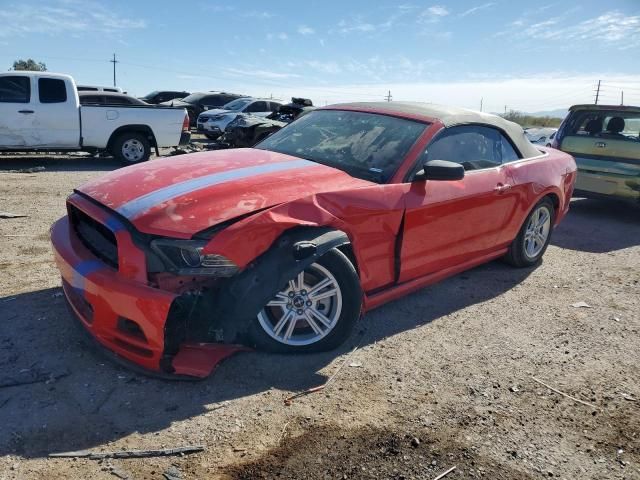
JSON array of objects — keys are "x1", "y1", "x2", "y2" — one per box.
[
  {"x1": 242, "y1": 11, "x2": 276, "y2": 19},
  {"x1": 298, "y1": 25, "x2": 315, "y2": 35},
  {"x1": 305, "y1": 60, "x2": 341, "y2": 74},
  {"x1": 418, "y1": 5, "x2": 450, "y2": 26},
  {"x1": 0, "y1": 1, "x2": 146, "y2": 37},
  {"x1": 337, "y1": 18, "x2": 376, "y2": 33},
  {"x1": 460, "y1": 2, "x2": 496, "y2": 17},
  {"x1": 223, "y1": 67, "x2": 301, "y2": 80},
  {"x1": 266, "y1": 32, "x2": 289, "y2": 41},
  {"x1": 499, "y1": 10, "x2": 640, "y2": 49}
]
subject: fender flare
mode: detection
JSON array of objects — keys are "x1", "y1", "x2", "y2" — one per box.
[{"x1": 164, "y1": 227, "x2": 352, "y2": 355}]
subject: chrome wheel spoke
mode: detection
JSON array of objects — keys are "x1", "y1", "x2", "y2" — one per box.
[
  {"x1": 266, "y1": 292, "x2": 290, "y2": 307},
  {"x1": 307, "y1": 277, "x2": 332, "y2": 298},
  {"x1": 273, "y1": 309, "x2": 295, "y2": 337},
  {"x1": 308, "y1": 307, "x2": 333, "y2": 328},
  {"x1": 303, "y1": 311, "x2": 323, "y2": 335},
  {"x1": 283, "y1": 314, "x2": 298, "y2": 340},
  {"x1": 310, "y1": 287, "x2": 338, "y2": 301}
]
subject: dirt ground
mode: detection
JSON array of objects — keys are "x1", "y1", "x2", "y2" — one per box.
[{"x1": 0, "y1": 145, "x2": 638, "y2": 480}]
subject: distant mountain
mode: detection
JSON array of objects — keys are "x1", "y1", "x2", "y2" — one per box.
[{"x1": 526, "y1": 108, "x2": 568, "y2": 119}]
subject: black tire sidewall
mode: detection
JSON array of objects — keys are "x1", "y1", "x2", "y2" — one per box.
[
  {"x1": 247, "y1": 248, "x2": 362, "y2": 354},
  {"x1": 113, "y1": 133, "x2": 151, "y2": 164}
]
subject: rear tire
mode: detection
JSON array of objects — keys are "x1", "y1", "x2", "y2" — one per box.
[
  {"x1": 247, "y1": 248, "x2": 362, "y2": 353},
  {"x1": 504, "y1": 197, "x2": 555, "y2": 267},
  {"x1": 112, "y1": 133, "x2": 151, "y2": 164}
]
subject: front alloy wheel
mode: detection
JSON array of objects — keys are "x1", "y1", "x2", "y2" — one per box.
[{"x1": 249, "y1": 249, "x2": 362, "y2": 353}]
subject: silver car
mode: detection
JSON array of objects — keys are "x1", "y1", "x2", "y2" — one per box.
[{"x1": 197, "y1": 98, "x2": 282, "y2": 139}]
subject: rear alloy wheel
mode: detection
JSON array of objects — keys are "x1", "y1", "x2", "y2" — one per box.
[
  {"x1": 112, "y1": 133, "x2": 151, "y2": 164},
  {"x1": 249, "y1": 249, "x2": 361, "y2": 353},
  {"x1": 505, "y1": 197, "x2": 555, "y2": 267}
]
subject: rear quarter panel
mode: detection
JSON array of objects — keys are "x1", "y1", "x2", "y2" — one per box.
[
  {"x1": 80, "y1": 105, "x2": 187, "y2": 148},
  {"x1": 504, "y1": 148, "x2": 576, "y2": 241}
]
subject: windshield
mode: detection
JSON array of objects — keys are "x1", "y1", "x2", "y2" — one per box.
[
  {"x1": 257, "y1": 110, "x2": 427, "y2": 183},
  {"x1": 180, "y1": 92, "x2": 207, "y2": 103},
  {"x1": 223, "y1": 98, "x2": 252, "y2": 111},
  {"x1": 143, "y1": 90, "x2": 159, "y2": 99}
]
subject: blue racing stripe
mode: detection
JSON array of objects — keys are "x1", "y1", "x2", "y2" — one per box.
[
  {"x1": 70, "y1": 259, "x2": 104, "y2": 290},
  {"x1": 116, "y1": 159, "x2": 314, "y2": 219}
]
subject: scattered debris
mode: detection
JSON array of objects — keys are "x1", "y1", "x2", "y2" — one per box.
[
  {"x1": 169, "y1": 144, "x2": 202, "y2": 156},
  {"x1": 530, "y1": 376, "x2": 598, "y2": 409},
  {"x1": 49, "y1": 445, "x2": 204, "y2": 459},
  {"x1": 510, "y1": 386, "x2": 520, "y2": 393},
  {"x1": 349, "y1": 361, "x2": 363, "y2": 368},
  {"x1": 0, "y1": 212, "x2": 28, "y2": 219},
  {"x1": 109, "y1": 466, "x2": 131, "y2": 479},
  {"x1": 163, "y1": 465, "x2": 183, "y2": 480},
  {"x1": 432, "y1": 465, "x2": 457, "y2": 480},
  {"x1": 278, "y1": 421, "x2": 291, "y2": 444},
  {"x1": 411, "y1": 437, "x2": 420, "y2": 447},
  {"x1": 571, "y1": 301, "x2": 592, "y2": 308},
  {"x1": 4, "y1": 166, "x2": 45, "y2": 173},
  {"x1": 284, "y1": 346, "x2": 360, "y2": 406},
  {"x1": 612, "y1": 316, "x2": 621, "y2": 322},
  {"x1": 620, "y1": 393, "x2": 637, "y2": 402},
  {"x1": 0, "y1": 369, "x2": 69, "y2": 389}
]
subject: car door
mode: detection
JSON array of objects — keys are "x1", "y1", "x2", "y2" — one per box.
[
  {"x1": 0, "y1": 74, "x2": 35, "y2": 147},
  {"x1": 245, "y1": 101, "x2": 270, "y2": 117},
  {"x1": 34, "y1": 76, "x2": 80, "y2": 147},
  {"x1": 399, "y1": 125, "x2": 520, "y2": 282}
]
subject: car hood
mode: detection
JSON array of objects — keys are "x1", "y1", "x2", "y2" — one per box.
[
  {"x1": 199, "y1": 108, "x2": 230, "y2": 118},
  {"x1": 76, "y1": 149, "x2": 373, "y2": 238}
]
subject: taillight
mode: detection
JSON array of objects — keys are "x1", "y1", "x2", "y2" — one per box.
[{"x1": 182, "y1": 113, "x2": 190, "y2": 132}]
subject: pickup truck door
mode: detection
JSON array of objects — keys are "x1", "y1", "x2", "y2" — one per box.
[
  {"x1": 32, "y1": 76, "x2": 80, "y2": 147},
  {"x1": 0, "y1": 74, "x2": 35, "y2": 147},
  {"x1": 399, "y1": 125, "x2": 520, "y2": 282}
]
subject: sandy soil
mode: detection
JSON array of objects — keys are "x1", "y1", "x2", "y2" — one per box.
[{"x1": 0, "y1": 147, "x2": 638, "y2": 479}]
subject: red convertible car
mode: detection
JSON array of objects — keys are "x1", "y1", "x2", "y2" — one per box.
[{"x1": 51, "y1": 102, "x2": 577, "y2": 378}]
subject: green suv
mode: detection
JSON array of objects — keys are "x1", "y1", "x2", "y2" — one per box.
[{"x1": 553, "y1": 104, "x2": 640, "y2": 202}]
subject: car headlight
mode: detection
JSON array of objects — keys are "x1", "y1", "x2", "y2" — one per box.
[{"x1": 150, "y1": 239, "x2": 239, "y2": 277}]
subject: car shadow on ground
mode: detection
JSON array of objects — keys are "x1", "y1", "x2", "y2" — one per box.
[
  {"x1": 0, "y1": 260, "x2": 532, "y2": 458},
  {"x1": 551, "y1": 197, "x2": 640, "y2": 253}
]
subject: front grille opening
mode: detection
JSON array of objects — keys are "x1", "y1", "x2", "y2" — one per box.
[
  {"x1": 112, "y1": 338, "x2": 153, "y2": 358},
  {"x1": 69, "y1": 205, "x2": 119, "y2": 269},
  {"x1": 62, "y1": 279, "x2": 94, "y2": 324},
  {"x1": 117, "y1": 317, "x2": 147, "y2": 342}
]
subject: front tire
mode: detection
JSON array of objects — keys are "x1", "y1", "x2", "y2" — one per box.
[
  {"x1": 248, "y1": 249, "x2": 362, "y2": 353},
  {"x1": 112, "y1": 133, "x2": 151, "y2": 164},
  {"x1": 504, "y1": 197, "x2": 555, "y2": 267}
]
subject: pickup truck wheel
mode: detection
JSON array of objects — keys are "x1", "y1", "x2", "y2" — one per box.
[
  {"x1": 249, "y1": 249, "x2": 362, "y2": 353},
  {"x1": 112, "y1": 133, "x2": 151, "y2": 164},
  {"x1": 504, "y1": 197, "x2": 555, "y2": 267}
]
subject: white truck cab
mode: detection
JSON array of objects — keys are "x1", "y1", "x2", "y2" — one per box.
[{"x1": 0, "y1": 72, "x2": 190, "y2": 163}]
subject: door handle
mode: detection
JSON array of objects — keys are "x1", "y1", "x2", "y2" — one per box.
[
  {"x1": 595, "y1": 142, "x2": 606, "y2": 148},
  {"x1": 18, "y1": 110, "x2": 34, "y2": 114},
  {"x1": 494, "y1": 183, "x2": 512, "y2": 193}
]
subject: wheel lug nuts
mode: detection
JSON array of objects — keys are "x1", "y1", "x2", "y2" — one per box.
[
  {"x1": 306, "y1": 301, "x2": 312, "y2": 306},
  {"x1": 288, "y1": 291, "x2": 295, "y2": 297},
  {"x1": 301, "y1": 290, "x2": 307, "y2": 295},
  {"x1": 296, "y1": 309, "x2": 303, "y2": 315}
]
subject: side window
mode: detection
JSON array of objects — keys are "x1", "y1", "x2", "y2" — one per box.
[
  {"x1": 38, "y1": 78, "x2": 67, "y2": 103},
  {"x1": 105, "y1": 96, "x2": 128, "y2": 105},
  {"x1": 0, "y1": 76, "x2": 31, "y2": 103},
  {"x1": 426, "y1": 125, "x2": 520, "y2": 171},
  {"x1": 269, "y1": 102, "x2": 281, "y2": 112},
  {"x1": 80, "y1": 95, "x2": 103, "y2": 104},
  {"x1": 202, "y1": 95, "x2": 222, "y2": 107},
  {"x1": 246, "y1": 101, "x2": 268, "y2": 113}
]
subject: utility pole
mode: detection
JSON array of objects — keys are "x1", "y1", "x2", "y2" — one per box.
[
  {"x1": 385, "y1": 90, "x2": 392, "y2": 102},
  {"x1": 504, "y1": 105, "x2": 507, "y2": 114},
  {"x1": 621, "y1": 91, "x2": 624, "y2": 105},
  {"x1": 594, "y1": 80, "x2": 601, "y2": 105},
  {"x1": 110, "y1": 53, "x2": 118, "y2": 87},
  {"x1": 480, "y1": 97, "x2": 483, "y2": 112}
]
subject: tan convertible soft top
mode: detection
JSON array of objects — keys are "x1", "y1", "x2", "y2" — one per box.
[{"x1": 327, "y1": 101, "x2": 542, "y2": 159}]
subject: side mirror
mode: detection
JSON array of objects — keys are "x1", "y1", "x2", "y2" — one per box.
[{"x1": 414, "y1": 160, "x2": 465, "y2": 181}]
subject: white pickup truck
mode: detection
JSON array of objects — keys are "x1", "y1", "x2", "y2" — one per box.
[{"x1": 0, "y1": 72, "x2": 190, "y2": 163}]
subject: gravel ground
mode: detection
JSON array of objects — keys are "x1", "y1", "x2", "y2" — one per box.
[{"x1": 0, "y1": 147, "x2": 638, "y2": 480}]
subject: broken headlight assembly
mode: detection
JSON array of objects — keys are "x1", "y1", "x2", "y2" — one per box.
[{"x1": 150, "y1": 239, "x2": 239, "y2": 277}]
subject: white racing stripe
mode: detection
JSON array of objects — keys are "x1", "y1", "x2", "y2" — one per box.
[{"x1": 116, "y1": 159, "x2": 314, "y2": 218}]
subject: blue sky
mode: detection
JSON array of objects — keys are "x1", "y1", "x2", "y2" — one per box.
[{"x1": 1, "y1": 0, "x2": 639, "y2": 112}]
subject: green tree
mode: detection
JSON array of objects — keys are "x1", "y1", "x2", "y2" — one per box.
[{"x1": 12, "y1": 59, "x2": 47, "y2": 71}]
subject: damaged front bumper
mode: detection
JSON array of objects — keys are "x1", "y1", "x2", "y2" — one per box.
[{"x1": 50, "y1": 196, "x2": 245, "y2": 379}]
